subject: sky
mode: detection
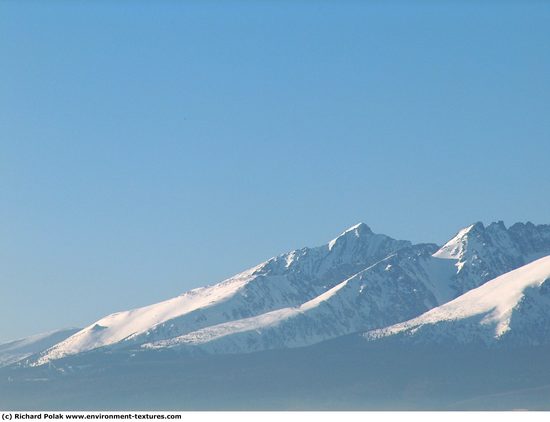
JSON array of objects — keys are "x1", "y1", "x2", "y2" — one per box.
[{"x1": 1, "y1": 0, "x2": 549, "y2": 342}]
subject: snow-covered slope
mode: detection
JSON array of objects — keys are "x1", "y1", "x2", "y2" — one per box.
[
  {"x1": 144, "y1": 244, "x2": 458, "y2": 353},
  {"x1": 36, "y1": 223, "x2": 410, "y2": 364},
  {"x1": 33, "y1": 221, "x2": 550, "y2": 364},
  {"x1": 365, "y1": 256, "x2": 550, "y2": 345},
  {"x1": 0, "y1": 328, "x2": 79, "y2": 367}
]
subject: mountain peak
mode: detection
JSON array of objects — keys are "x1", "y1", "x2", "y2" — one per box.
[
  {"x1": 432, "y1": 222, "x2": 483, "y2": 260},
  {"x1": 328, "y1": 223, "x2": 373, "y2": 250},
  {"x1": 464, "y1": 221, "x2": 485, "y2": 234},
  {"x1": 432, "y1": 221, "x2": 512, "y2": 260},
  {"x1": 487, "y1": 220, "x2": 507, "y2": 231},
  {"x1": 344, "y1": 222, "x2": 372, "y2": 235}
]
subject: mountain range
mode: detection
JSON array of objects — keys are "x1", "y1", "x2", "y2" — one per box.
[{"x1": 2, "y1": 220, "x2": 550, "y2": 410}]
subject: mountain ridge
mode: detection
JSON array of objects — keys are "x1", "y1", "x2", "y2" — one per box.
[
  {"x1": 22, "y1": 220, "x2": 550, "y2": 365},
  {"x1": 34, "y1": 222, "x2": 411, "y2": 364}
]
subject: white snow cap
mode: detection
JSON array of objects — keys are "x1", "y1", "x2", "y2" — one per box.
[
  {"x1": 328, "y1": 222, "x2": 372, "y2": 250},
  {"x1": 433, "y1": 222, "x2": 484, "y2": 260}
]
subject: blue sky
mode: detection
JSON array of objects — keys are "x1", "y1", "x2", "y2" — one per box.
[{"x1": 1, "y1": 0, "x2": 549, "y2": 341}]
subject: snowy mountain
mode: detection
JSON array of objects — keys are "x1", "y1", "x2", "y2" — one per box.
[
  {"x1": 35, "y1": 223, "x2": 410, "y2": 364},
  {"x1": 365, "y1": 255, "x2": 550, "y2": 346},
  {"x1": 140, "y1": 222, "x2": 550, "y2": 354},
  {"x1": 0, "y1": 328, "x2": 79, "y2": 367},
  {"x1": 145, "y1": 244, "x2": 456, "y2": 353},
  {"x1": 435, "y1": 221, "x2": 550, "y2": 294},
  {"x1": 30, "y1": 221, "x2": 550, "y2": 364},
  {"x1": 5, "y1": 220, "x2": 550, "y2": 411}
]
